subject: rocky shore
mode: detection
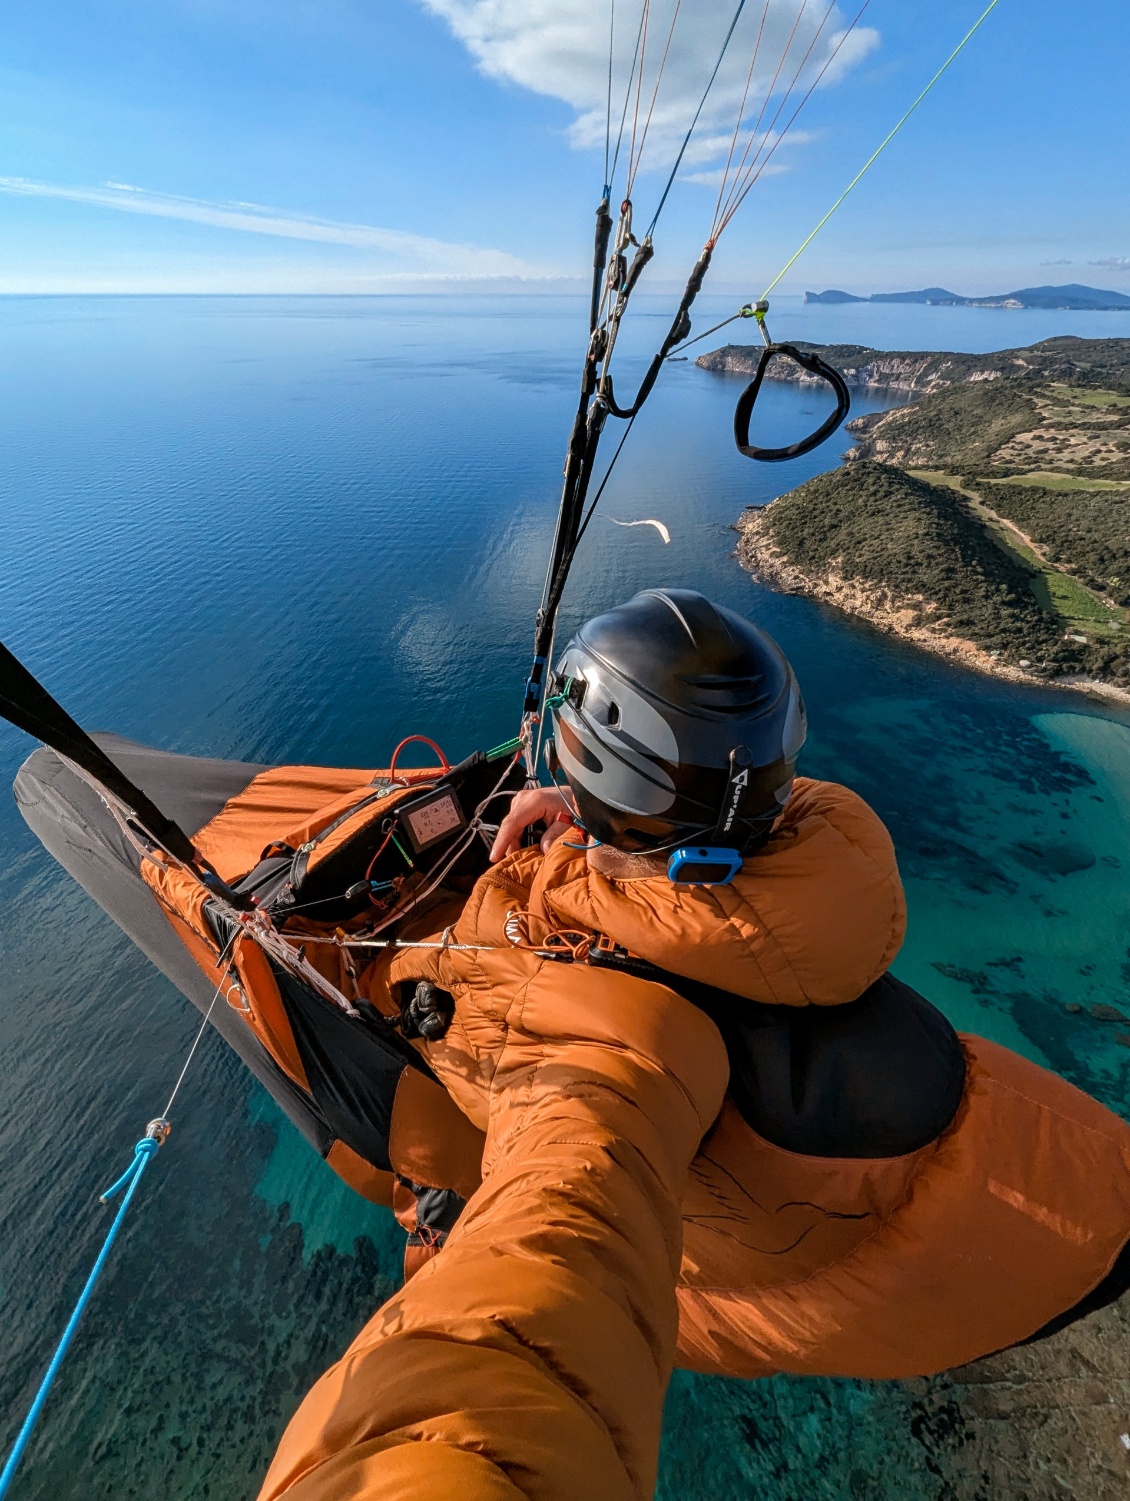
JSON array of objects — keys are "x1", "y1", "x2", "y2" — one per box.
[
  {"x1": 736, "y1": 505, "x2": 1130, "y2": 705},
  {"x1": 697, "y1": 335, "x2": 1130, "y2": 400},
  {"x1": 709, "y1": 335, "x2": 1130, "y2": 700}
]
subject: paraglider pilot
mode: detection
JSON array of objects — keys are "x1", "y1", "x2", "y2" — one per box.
[{"x1": 260, "y1": 590, "x2": 1130, "y2": 1500}]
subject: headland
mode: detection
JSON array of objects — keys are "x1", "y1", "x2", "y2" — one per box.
[
  {"x1": 801, "y1": 284, "x2": 1130, "y2": 311},
  {"x1": 702, "y1": 336, "x2": 1130, "y2": 701}
]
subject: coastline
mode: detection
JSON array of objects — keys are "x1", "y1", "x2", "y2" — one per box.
[{"x1": 736, "y1": 507, "x2": 1130, "y2": 708}]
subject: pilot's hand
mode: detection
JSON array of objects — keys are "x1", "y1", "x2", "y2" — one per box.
[{"x1": 490, "y1": 785, "x2": 579, "y2": 863}]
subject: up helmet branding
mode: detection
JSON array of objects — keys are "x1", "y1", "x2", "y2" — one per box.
[{"x1": 549, "y1": 589, "x2": 806, "y2": 856}]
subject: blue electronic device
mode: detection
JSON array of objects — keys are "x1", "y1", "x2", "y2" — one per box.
[{"x1": 666, "y1": 845, "x2": 744, "y2": 887}]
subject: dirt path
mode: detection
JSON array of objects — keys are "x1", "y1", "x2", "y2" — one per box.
[
  {"x1": 909, "y1": 469, "x2": 1122, "y2": 622},
  {"x1": 908, "y1": 470, "x2": 1048, "y2": 560}
]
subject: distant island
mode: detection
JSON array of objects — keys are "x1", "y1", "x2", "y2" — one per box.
[
  {"x1": 804, "y1": 284, "x2": 1130, "y2": 312},
  {"x1": 706, "y1": 335, "x2": 1130, "y2": 698}
]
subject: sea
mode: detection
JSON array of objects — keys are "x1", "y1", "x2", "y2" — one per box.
[{"x1": 1, "y1": 293, "x2": 1128, "y2": 1500}]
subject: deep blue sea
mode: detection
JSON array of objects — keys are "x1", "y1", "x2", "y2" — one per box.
[{"x1": 2, "y1": 294, "x2": 1129, "y2": 1500}]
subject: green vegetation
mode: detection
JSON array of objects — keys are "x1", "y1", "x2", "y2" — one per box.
[
  {"x1": 1033, "y1": 569, "x2": 1116, "y2": 626},
  {"x1": 758, "y1": 463, "x2": 1066, "y2": 663},
  {"x1": 842, "y1": 345, "x2": 1130, "y2": 484},
  {"x1": 913, "y1": 470, "x2": 1127, "y2": 629},
  {"x1": 749, "y1": 463, "x2": 1130, "y2": 687},
  {"x1": 986, "y1": 480, "x2": 1130, "y2": 606},
  {"x1": 851, "y1": 381, "x2": 1038, "y2": 471},
  {"x1": 1047, "y1": 383, "x2": 1130, "y2": 410},
  {"x1": 730, "y1": 338, "x2": 1130, "y2": 692},
  {"x1": 989, "y1": 471, "x2": 1130, "y2": 491}
]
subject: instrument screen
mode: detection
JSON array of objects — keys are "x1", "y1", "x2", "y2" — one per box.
[{"x1": 402, "y1": 789, "x2": 466, "y2": 852}]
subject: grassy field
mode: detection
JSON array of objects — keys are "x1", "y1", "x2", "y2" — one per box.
[
  {"x1": 910, "y1": 470, "x2": 1126, "y2": 637},
  {"x1": 987, "y1": 471, "x2": 1130, "y2": 491},
  {"x1": 1033, "y1": 569, "x2": 1118, "y2": 625},
  {"x1": 1047, "y1": 383, "x2": 1130, "y2": 410}
]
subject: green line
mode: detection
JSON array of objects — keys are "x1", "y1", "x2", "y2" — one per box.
[
  {"x1": 760, "y1": 0, "x2": 1005, "y2": 300},
  {"x1": 391, "y1": 831, "x2": 415, "y2": 868}
]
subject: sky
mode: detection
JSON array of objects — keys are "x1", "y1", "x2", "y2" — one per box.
[{"x1": 0, "y1": 0, "x2": 1126, "y2": 297}]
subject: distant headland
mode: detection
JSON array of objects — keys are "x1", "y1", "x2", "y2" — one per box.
[
  {"x1": 706, "y1": 335, "x2": 1130, "y2": 701},
  {"x1": 804, "y1": 284, "x2": 1130, "y2": 312}
]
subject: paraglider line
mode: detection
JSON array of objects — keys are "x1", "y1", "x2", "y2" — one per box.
[
  {"x1": 760, "y1": 0, "x2": 1006, "y2": 300},
  {"x1": 604, "y1": 0, "x2": 615, "y2": 191},
  {"x1": 574, "y1": 413, "x2": 639, "y2": 552},
  {"x1": 627, "y1": 0, "x2": 684, "y2": 198},
  {"x1": 672, "y1": 0, "x2": 1006, "y2": 354},
  {"x1": 713, "y1": 0, "x2": 825, "y2": 239},
  {"x1": 609, "y1": 0, "x2": 649, "y2": 193},
  {"x1": 710, "y1": 0, "x2": 773, "y2": 239},
  {"x1": 715, "y1": 0, "x2": 852, "y2": 238},
  {"x1": 646, "y1": 0, "x2": 749, "y2": 237}
]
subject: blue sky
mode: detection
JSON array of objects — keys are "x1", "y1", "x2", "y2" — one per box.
[{"x1": 0, "y1": 0, "x2": 1126, "y2": 296}]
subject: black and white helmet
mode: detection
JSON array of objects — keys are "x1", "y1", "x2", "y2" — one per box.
[{"x1": 549, "y1": 589, "x2": 806, "y2": 853}]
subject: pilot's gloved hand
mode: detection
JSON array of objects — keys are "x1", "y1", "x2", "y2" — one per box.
[{"x1": 400, "y1": 980, "x2": 455, "y2": 1041}]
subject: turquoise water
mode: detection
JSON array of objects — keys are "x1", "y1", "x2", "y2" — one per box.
[{"x1": 1, "y1": 294, "x2": 1129, "y2": 1498}]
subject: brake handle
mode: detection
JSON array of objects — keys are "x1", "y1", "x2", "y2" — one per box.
[{"x1": 733, "y1": 343, "x2": 851, "y2": 463}]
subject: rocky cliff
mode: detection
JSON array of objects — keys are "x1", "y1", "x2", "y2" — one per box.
[{"x1": 697, "y1": 336, "x2": 1130, "y2": 397}]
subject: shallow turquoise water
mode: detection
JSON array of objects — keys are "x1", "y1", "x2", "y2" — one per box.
[{"x1": 1, "y1": 294, "x2": 1129, "y2": 1499}]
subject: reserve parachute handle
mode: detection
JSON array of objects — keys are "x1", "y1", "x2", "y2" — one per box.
[{"x1": 732, "y1": 303, "x2": 850, "y2": 464}]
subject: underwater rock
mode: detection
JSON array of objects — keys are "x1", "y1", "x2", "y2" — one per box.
[
  {"x1": 1009, "y1": 840, "x2": 1097, "y2": 877},
  {"x1": 1090, "y1": 1003, "x2": 1129, "y2": 1023},
  {"x1": 913, "y1": 1287, "x2": 1130, "y2": 1499}
]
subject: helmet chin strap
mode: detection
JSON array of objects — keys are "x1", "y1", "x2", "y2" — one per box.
[
  {"x1": 710, "y1": 747, "x2": 756, "y2": 846},
  {"x1": 665, "y1": 747, "x2": 757, "y2": 888}
]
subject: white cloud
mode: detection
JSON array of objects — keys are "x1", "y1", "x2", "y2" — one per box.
[
  {"x1": 1090, "y1": 256, "x2": 1130, "y2": 271},
  {"x1": 0, "y1": 175, "x2": 542, "y2": 278},
  {"x1": 419, "y1": 0, "x2": 878, "y2": 184}
]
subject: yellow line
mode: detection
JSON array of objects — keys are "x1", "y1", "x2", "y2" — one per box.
[{"x1": 760, "y1": 0, "x2": 1005, "y2": 300}]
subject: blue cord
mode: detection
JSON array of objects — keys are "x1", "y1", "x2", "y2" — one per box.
[{"x1": 0, "y1": 1135, "x2": 163, "y2": 1499}]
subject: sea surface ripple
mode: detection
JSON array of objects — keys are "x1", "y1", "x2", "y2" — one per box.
[{"x1": 1, "y1": 294, "x2": 1129, "y2": 1499}]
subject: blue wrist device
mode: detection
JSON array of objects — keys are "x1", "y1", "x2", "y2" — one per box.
[{"x1": 667, "y1": 845, "x2": 744, "y2": 886}]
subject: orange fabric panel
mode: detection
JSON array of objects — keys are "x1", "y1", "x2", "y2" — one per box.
[
  {"x1": 680, "y1": 1099, "x2": 926, "y2": 1291},
  {"x1": 274, "y1": 774, "x2": 432, "y2": 858},
  {"x1": 192, "y1": 765, "x2": 380, "y2": 882},
  {"x1": 258, "y1": 960, "x2": 729, "y2": 1501},
  {"x1": 264, "y1": 1443, "x2": 527, "y2": 1501},
  {"x1": 142, "y1": 856, "x2": 310, "y2": 1092},
  {"x1": 674, "y1": 1037, "x2": 1130, "y2": 1379},
  {"x1": 190, "y1": 761, "x2": 442, "y2": 884},
  {"x1": 296, "y1": 781, "x2": 437, "y2": 876},
  {"x1": 391, "y1": 1174, "x2": 418, "y2": 1234},
  {"x1": 388, "y1": 1066, "x2": 485, "y2": 1201},
  {"x1": 401, "y1": 1242, "x2": 443, "y2": 1283},
  {"x1": 230, "y1": 938, "x2": 311, "y2": 1093},
  {"x1": 528, "y1": 777, "x2": 907, "y2": 1006},
  {"x1": 325, "y1": 1141, "x2": 395, "y2": 1207}
]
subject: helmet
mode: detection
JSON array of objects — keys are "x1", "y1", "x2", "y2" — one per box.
[{"x1": 548, "y1": 589, "x2": 806, "y2": 854}]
